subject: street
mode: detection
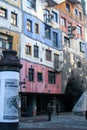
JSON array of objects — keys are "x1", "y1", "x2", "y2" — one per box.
[{"x1": 20, "y1": 112, "x2": 87, "y2": 129}]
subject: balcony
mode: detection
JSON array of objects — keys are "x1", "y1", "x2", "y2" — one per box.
[
  {"x1": 54, "y1": 60, "x2": 63, "y2": 72},
  {"x1": 67, "y1": 0, "x2": 79, "y2": 4},
  {"x1": 44, "y1": 13, "x2": 53, "y2": 26},
  {"x1": 42, "y1": 0, "x2": 66, "y2": 7},
  {"x1": 68, "y1": 26, "x2": 76, "y2": 39}
]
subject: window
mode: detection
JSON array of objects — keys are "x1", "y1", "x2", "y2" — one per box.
[
  {"x1": 52, "y1": 11, "x2": 57, "y2": 22},
  {"x1": 27, "y1": 0, "x2": 36, "y2": 10},
  {"x1": 67, "y1": 22, "x2": 72, "y2": 36},
  {"x1": 74, "y1": 8, "x2": 78, "y2": 16},
  {"x1": 64, "y1": 36, "x2": 70, "y2": 47},
  {"x1": 26, "y1": 45, "x2": 32, "y2": 55},
  {"x1": 67, "y1": 22, "x2": 72, "y2": 27},
  {"x1": 66, "y1": 3, "x2": 70, "y2": 12},
  {"x1": 79, "y1": 42, "x2": 85, "y2": 52},
  {"x1": 54, "y1": 54, "x2": 59, "y2": 69},
  {"x1": 11, "y1": 12, "x2": 17, "y2": 26},
  {"x1": 0, "y1": 7, "x2": 7, "y2": 18},
  {"x1": 34, "y1": 45, "x2": 39, "y2": 58},
  {"x1": 28, "y1": 68, "x2": 34, "y2": 81},
  {"x1": 44, "y1": 9, "x2": 50, "y2": 23},
  {"x1": 37, "y1": 72, "x2": 43, "y2": 82},
  {"x1": 48, "y1": 71, "x2": 55, "y2": 84},
  {"x1": 79, "y1": 12, "x2": 82, "y2": 20},
  {"x1": 45, "y1": 26, "x2": 51, "y2": 39},
  {"x1": 26, "y1": 19, "x2": 32, "y2": 32},
  {"x1": 53, "y1": 32, "x2": 58, "y2": 47},
  {"x1": 35, "y1": 23, "x2": 39, "y2": 33},
  {"x1": 0, "y1": 33, "x2": 12, "y2": 49},
  {"x1": 61, "y1": 17, "x2": 66, "y2": 26},
  {"x1": 77, "y1": 25, "x2": 82, "y2": 35},
  {"x1": 77, "y1": 61, "x2": 81, "y2": 68},
  {"x1": 46, "y1": 49, "x2": 51, "y2": 61}
]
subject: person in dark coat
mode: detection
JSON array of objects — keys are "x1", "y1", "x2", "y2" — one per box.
[
  {"x1": 47, "y1": 103, "x2": 52, "y2": 121},
  {"x1": 85, "y1": 110, "x2": 87, "y2": 120}
]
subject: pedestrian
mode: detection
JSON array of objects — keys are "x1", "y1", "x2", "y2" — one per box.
[
  {"x1": 85, "y1": 110, "x2": 87, "y2": 120},
  {"x1": 56, "y1": 103, "x2": 59, "y2": 115},
  {"x1": 47, "y1": 102, "x2": 52, "y2": 121}
]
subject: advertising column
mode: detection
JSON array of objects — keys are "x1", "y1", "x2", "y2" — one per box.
[{"x1": 0, "y1": 50, "x2": 22, "y2": 130}]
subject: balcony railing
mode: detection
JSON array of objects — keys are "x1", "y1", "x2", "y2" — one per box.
[
  {"x1": 54, "y1": 60, "x2": 63, "y2": 72},
  {"x1": 42, "y1": 0, "x2": 66, "y2": 7}
]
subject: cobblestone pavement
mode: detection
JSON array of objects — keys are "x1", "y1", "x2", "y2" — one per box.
[{"x1": 19, "y1": 113, "x2": 87, "y2": 129}]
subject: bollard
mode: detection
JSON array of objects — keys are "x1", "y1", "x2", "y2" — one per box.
[{"x1": 0, "y1": 49, "x2": 22, "y2": 130}]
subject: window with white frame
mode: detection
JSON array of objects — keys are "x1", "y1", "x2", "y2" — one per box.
[
  {"x1": 26, "y1": 45, "x2": 32, "y2": 55},
  {"x1": 44, "y1": 9, "x2": 50, "y2": 23},
  {"x1": 61, "y1": 17, "x2": 66, "y2": 26},
  {"x1": 46, "y1": 49, "x2": 51, "y2": 61},
  {"x1": 53, "y1": 32, "x2": 58, "y2": 47},
  {"x1": 52, "y1": 11, "x2": 57, "y2": 22},
  {"x1": 0, "y1": 7, "x2": 7, "y2": 18},
  {"x1": 34, "y1": 45, "x2": 39, "y2": 58},
  {"x1": 26, "y1": 19, "x2": 32, "y2": 32},
  {"x1": 11, "y1": 12, "x2": 17, "y2": 26},
  {"x1": 45, "y1": 25, "x2": 51, "y2": 39},
  {"x1": 0, "y1": 33, "x2": 12, "y2": 49},
  {"x1": 34, "y1": 23, "x2": 39, "y2": 33},
  {"x1": 79, "y1": 42, "x2": 85, "y2": 52},
  {"x1": 27, "y1": 0, "x2": 36, "y2": 10},
  {"x1": 77, "y1": 25, "x2": 82, "y2": 35}
]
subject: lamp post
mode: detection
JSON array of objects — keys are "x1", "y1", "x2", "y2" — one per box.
[{"x1": 0, "y1": 49, "x2": 22, "y2": 130}]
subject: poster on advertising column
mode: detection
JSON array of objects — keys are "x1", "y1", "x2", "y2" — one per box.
[{"x1": 3, "y1": 79, "x2": 19, "y2": 120}]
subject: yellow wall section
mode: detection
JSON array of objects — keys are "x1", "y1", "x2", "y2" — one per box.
[
  {"x1": 5, "y1": 0, "x2": 21, "y2": 8},
  {"x1": 0, "y1": 29, "x2": 19, "y2": 55}
]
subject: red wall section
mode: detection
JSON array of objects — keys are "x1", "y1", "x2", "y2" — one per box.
[{"x1": 20, "y1": 59, "x2": 62, "y2": 94}]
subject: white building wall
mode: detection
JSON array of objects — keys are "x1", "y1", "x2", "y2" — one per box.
[
  {"x1": 22, "y1": 0, "x2": 60, "y2": 28},
  {"x1": 0, "y1": 1, "x2": 22, "y2": 33},
  {"x1": 20, "y1": 34, "x2": 63, "y2": 69}
]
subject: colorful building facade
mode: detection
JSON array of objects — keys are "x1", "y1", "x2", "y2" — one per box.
[
  {"x1": 20, "y1": 0, "x2": 63, "y2": 116},
  {"x1": 0, "y1": 0, "x2": 87, "y2": 116},
  {"x1": 55, "y1": 0, "x2": 87, "y2": 110}
]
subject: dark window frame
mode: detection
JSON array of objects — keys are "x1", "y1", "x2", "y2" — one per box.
[
  {"x1": 64, "y1": 36, "x2": 70, "y2": 47},
  {"x1": 27, "y1": 0, "x2": 36, "y2": 10},
  {"x1": 79, "y1": 42, "x2": 85, "y2": 53},
  {"x1": 48, "y1": 71, "x2": 55, "y2": 84},
  {"x1": 26, "y1": 19, "x2": 32, "y2": 32},
  {"x1": 37, "y1": 72, "x2": 43, "y2": 82},
  {"x1": 52, "y1": 11, "x2": 57, "y2": 22},
  {"x1": 46, "y1": 49, "x2": 51, "y2": 61},
  {"x1": 0, "y1": 7, "x2": 7, "y2": 18},
  {"x1": 53, "y1": 32, "x2": 58, "y2": 47},
  {"x1": 0, "y1": 33, "x2": 12, "y2": 49},
  {"x1": 45, "y1": 26, "x2": 51, "y2": 39},
  {"x1": 11, "y1": 12, "x2": 17, "y2": 26},
  {"x1": 35, "y1": 23, "x2": 39, "y2": 33},
  {"x1": 26, "y1": 45, "x2": 32, "y2": 55},
  {"x1": 66, "y1": 3, "x2": 70, "y2": 12},
  {"x1": 34, "y1": 45, "x2": 39, "y2": 58},
  {"x1": 28, "y1": 68, "x2": 34, "y2": 81}
]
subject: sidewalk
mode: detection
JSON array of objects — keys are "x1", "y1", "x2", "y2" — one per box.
[
  {"x1": 20, "y1": 114, "x2": 48, "y2": 123},
  {"x1": 19, "y1": 113, "x2": 87, "y2": 129}
]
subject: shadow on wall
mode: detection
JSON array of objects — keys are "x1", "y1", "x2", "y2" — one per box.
[{"x1": 65, "y1": 74, "x2": 84, "y2": 111}]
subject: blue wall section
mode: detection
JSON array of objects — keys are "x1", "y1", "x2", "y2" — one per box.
[{"x1": 23, "y1": 13, "x2": 62, "y2": 50}]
